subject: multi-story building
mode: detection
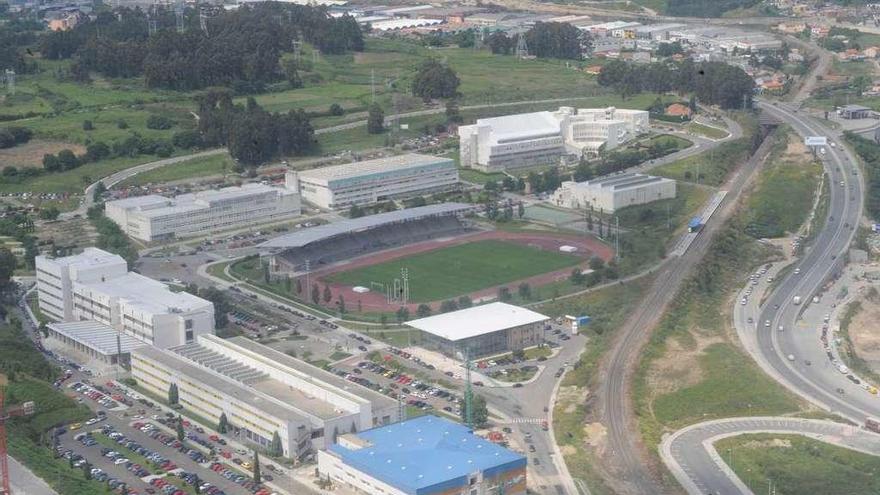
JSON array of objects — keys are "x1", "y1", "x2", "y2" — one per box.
[
  {"x1": 319, "y1": 415, "x2": 527, "y2": 495},
  {"x1": 131, "y1": 335, "x2": 398, "y2": 458},
  {"x1": 294, "y1": 154, "x2": 458, "y2": 209},
  {"x1": 552, "y1": 173, "x2": 677, "y2": 213},
  {"x1": 105, "y1": 183, "x2": 301, "y2": 243},
  {"x1": 459, "y1": 107, "x2": 650, "y2": 171},
  {"x1": 36, "y1": 248, "x2": 215, "y2": 348}
]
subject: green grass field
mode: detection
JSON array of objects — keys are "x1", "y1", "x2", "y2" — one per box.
[
  {"x1": 325, "y1": 239, "x2": 581, "y2": 303},
  {"x1": 119, "y1": 153, "x2": 235, "y2": 187},
  {"x1": 715, "y1": 434, "x2": 880, "y2": 495},
  {"x1": 686, "y1": 122, "x2": 729, "y2": 139}
]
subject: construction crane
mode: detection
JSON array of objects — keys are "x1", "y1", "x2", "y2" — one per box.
[{"x1": 0, "y1": 373, "x2": 36, "y2": 495}]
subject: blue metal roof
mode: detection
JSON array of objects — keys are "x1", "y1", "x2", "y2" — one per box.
[{"x1": 328, "y1": 415, "x2": 526, "y2": 495}]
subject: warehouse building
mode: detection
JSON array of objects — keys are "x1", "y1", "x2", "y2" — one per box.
[
  {"x1": 105, "y1": 182, "x2": 301, "y2": 243},
  {"x1": 459, "y1": 107, "x2": 650, "y2": 172},
  {"x1": 44, "y1": 320, "x2": 146, "y2": 370},
  {"x1": 405, "y1": 302, "x2": 549, "y2": 359},
  {"x1": 293, "y1": 154, "x2": 458, "y2": 209},
  {"x1": 552, "y1": 173, "x2": 676, "y2": 213},
  {"x1": 131, "y1": 335, "x2": 398, "y2": 459},
  {"x1": 319, "y1": 415, "x2": 527, "y2": 495},
  {"x1": 36, "y1": 248, "x2": 215, "y2": 348}
]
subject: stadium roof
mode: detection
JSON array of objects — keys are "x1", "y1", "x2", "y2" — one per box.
[
  {"x1": 327, "y1": 415, "x2": 526, "y2": 495},
  {"x1": 47, "y1": 321, "x2": 146, "y2": 357},
  {"x1": 258, "y1": 203, "x2": 472, "y2": 250},
  {"x1": 405, "y1": 302, "x2": 549, "y2": 341}
]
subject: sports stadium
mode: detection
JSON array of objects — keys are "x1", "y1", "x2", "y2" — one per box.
[{"x1": 258, "y1": 203, "x2": 612, "y2": 311}]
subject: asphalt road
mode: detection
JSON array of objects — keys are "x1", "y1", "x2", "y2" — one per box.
[
  {"x1": 594, "y1": 114, "x2": 778, "y2": 495},
  {"x1": 661, "y1": 417, "x2": 880, "y2": 495}
]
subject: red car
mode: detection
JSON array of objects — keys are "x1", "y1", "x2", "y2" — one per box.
[{"x1": 209, "y1": 435, "x2": 220, "y2": 442}]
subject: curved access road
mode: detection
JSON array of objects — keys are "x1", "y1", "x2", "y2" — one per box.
[{"x1": 661, "y1": 417, "x2": 880, "y2": 495}]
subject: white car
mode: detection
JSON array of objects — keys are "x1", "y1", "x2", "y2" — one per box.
[
  {"x1": 765, "y1": 320, "x2": 771, "y2": 327},
  {"x1": 114, "y1": 458, "x2": 129, "y2": 465},
  {"x1": 787, "y1": 354, "x2": 795, "y2": 362}
]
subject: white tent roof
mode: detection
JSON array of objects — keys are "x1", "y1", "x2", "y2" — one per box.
[{"x1": 405, "y1": 303, "x2": 548, "y2": 341}]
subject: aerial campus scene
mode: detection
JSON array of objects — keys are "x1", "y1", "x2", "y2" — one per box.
[{"x1": 5, "y1": 0, "x2": 880, "y2": 495}]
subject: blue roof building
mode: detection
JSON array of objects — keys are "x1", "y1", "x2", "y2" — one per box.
[{"x1": 318, "y1": 415, "x2": 528, "y2": 495}]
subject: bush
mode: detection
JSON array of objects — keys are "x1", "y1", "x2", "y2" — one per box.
[
  {"x1": 329, "y1": 103, "x2": 344, "y2": 116},
  {"x1": 0, "y1": 126, "x2": 33, "y2": 149},
  {"x1": 146, "y1": 115, "x2": 174, "y2": 130},
  {"x1": 82, "y1": 120, "x2": 94, "y2": 131},
  {"x1": 172, "y1": 129, "x2": 202, "y2": 149}
]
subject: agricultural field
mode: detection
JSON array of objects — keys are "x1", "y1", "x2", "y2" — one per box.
[
  {"x1": 715, "y1": 434, "x2": 880, "y2": 495},
  {"x1": 325, "y1": 239, "x2": 582, "y2": 303}
]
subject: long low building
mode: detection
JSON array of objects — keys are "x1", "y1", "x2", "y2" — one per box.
[
  {"x1": 459, "y1": 107, "x2": 650, "y2": 173},
  {"x1": 319, "y1": 415, "x2": 527, "y2": 495},
  {"x1": 45, "y1": 320, "x2": 146, "y2": 369},
  {"x1": 552, "y1": 173, "x2": 676, "y2": 213},
  {"x1": 131, "y1": 335, "x2": 398, "y2": 459},
  {"x1": 105, "y1": 182, "x2": 301, "y2": 242},
  {"x1": 292, "y1": 153, "x2": 458, "y2": 209},
  {"x1": 405, "y1": 302, "x2": 549, "y2": 359},
  {"x1": 36, "y1": 248, "x2": 215, "y2": 348}
]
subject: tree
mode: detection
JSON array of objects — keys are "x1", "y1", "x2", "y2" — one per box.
[
  {"x1": 439, "y1": 299, "x2": 458, "y2": 313},
  {"x1": 337, "y1": 293, "x2": 346, "y2": 314},
  {"x1": 329, "y1": 103, "x2": 344, "y2": 116},
  {"x1": 146, "y1": 115, "x2": 173, "y2": 130},
  {"x1": 176, "y1": 418, "x2": 185, "y2": 441},
  {"x1": 56, "y1": 149, "x2": 79, "y2": 171},
  {"x1": 82, "y1": 120, "x2": 94, "y2": 131},
  {"x1": 445, "y1": 98, "x2": 462, "y2": 124},
  {"x1": 416, "y1": 303, "x2": 431, "y2": 317},
  {"x1": 497, "y1": 286, "x2": 511, "y2": 302},
  {"x1": 517, "y1": 282, "x2": 531, "y2": 300},
  {"x1": 283, "y1": 58, "x2": 303, "y2": 89},
  {"x1": 570, "y1": 268, "x2": 586, "y2": 285},
  {"x1": 460, "y1": 394, "x2": 489, "y2": 428},
  {"x1": 395, "y1": 306, "x2": 409, "y2": 323},
  {"x1": 349, "y1": 204, "x2": 365, "y2": 218},
  {"x1": 39, "y1": 206, "x2": 61, "y2": 221},
  {"x1": 269, "y1": 431, "x2": 283, "y2": 457},
  {"x1": 588, "y1": 256, "x2": 605, "y2": 271},
  {"x1": 311, "y1": 283, "x2": 320, "y2": 304},
  {"x1": 295, "y1": 278, "x2": 303, "y2": 294},
  {"x1": 218, "y1": 412, "x2": 228, "y2": 434},
  {"x1": 168, "y1": 382, "x2": 179, "y2": 405},
  {"x1": 525, "y1": 22, "x2": 584, "y2": 60},
  {"x1": 457, "y1": 295, "x2": 473, "y2": 308},
  {"x1": 252, "y1": 451, "x2": 261, "y2": 483},
  {"x1": 367, "y1": 103, "x2": 384, "y2": 134},
  {"x1": 411, "y1": 59, "x2": 460, "y2": 100},
  {"x1": 82, "y1": 460, "x2": 92, "y2": 479},
  {"x1": 322, "y1": 285, "x2": 332, "y2": 304},
  {"x1": 517, "y1": 202, "x2": 525, "y2": 219},
  {"x1": 43, "y1": 153, "x2": 60, "y2": 172},
  {"x1": 486, "y1": 31, "x2": 514, "y2": 55}
]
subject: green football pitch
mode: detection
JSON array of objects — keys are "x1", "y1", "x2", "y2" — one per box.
[{"x1": 324, "y1": 239, "x2": 581, "y2": 303}]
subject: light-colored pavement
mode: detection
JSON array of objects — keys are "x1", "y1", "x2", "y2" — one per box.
[{"x1": 660, "y1": 417, "x2": 879, "y2": 495}]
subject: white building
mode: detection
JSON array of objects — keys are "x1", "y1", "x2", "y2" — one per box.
[
  {"x1": 131, "y1": 335, "x2": 398, "y2": 458},
  {"x1": 552, "y1": 173, "x2": 676, "y2": 213},
  {"x1": 45, "y1": 320, "x2": 146, "y2": 370},
  {"x1": 105, "y1": 183, "x2": 301, "y2": 243},
  {"x1": 294, "y1": 154, "x2": 458, "y2": 209},
  {"x1": 36, "y1": 248, "x2": 215, "y2": 348},
  {"x1": 405, "y1": 302, "x2": 549, "y2": 359},
  {"x1": 459, "y1": 107, "x2": 650, "y2": 172}
]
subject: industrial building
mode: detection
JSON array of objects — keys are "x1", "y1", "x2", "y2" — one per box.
[
  {"x1": 318, "y1": 415, "x2": 527, "y2": 495},
  {"x1": 552, "y1": 173, "x2": 677, "y2": 213},
  {"x1": 838, "y1": 104, "x2": 873, "y2": 119},
  {"x1": 35, "y1": 248, "x2": 215, "y2": 348},
  {"x1": 44, "y1": 320, "x2": 146, "y2": 370},
  {"x1": 459, "y1": 107, "x2": 650, "y2": 172},
  {"x1": 293, "y1": 154, "x2": 459, "y2": 209},
  {"x1": 405, "y1": 302, "x2": 549, "y2": 359},
  {"x1": 105, "y1": 182, "x2": 301, "y2": 243},
  {"x1": 131, "y1": 335, "x2": 398, "y2": 459}
]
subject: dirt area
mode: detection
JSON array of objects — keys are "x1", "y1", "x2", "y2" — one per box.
[
  {"x1": 645, "y1": 333, "x2": 725, "y2": 396},
  {"x1": 557, "y1": 385, "x2": 589, "y2": 415},
  {"x1": 783, "y1": 135, "x2": 809, "y2": 158},
  {"x1": 582, "y1": 422, "x2": 607, "y2": 451},
  {"x1": 0, "y1": 140, "x2": 86, "y2": 168},
  {"x1": 37, "y1": 217, "x2": 98, "y2": 247},
  {"x1": 848, "y1": 294, "x2": 880, "y2": 372}
]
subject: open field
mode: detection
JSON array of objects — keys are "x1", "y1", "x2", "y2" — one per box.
[
  {"x1": 325, "y1": 239, "x2": 581, "y2": 303},
  {"x1": 0, "y1": 140, "x2": 86, "y2": 168},
  {"x1": 118, "y1": 153, "x2": 235, "y2": 187},
  {"x1": 686, "y1": 122, "x2": 729, "y2": 139},
  {"x1": 715, "y1": 434, "x2": 880, "y2": 495}
]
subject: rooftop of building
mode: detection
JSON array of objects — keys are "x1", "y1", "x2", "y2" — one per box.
[
  {"x1": 132, "y1": 344, "x2": 314, "y2": 425},
  {"x1": 841, "y1": 104, "x2": 872, "y2": 112},
  {"x1": 48, "y1": 320, "x2": 146, "y2": 356},
  {"x1": 259, "y1": 202, "x2": 472, "y2": 250},
  {"x1": 405, "y1": 302, "x2": 549, "y2": 342},
  {"x1": 297, "y1": 154, "x2": 453, "y2": 183},
  {"x1": 470, "y1": 111, "x2": 561, "y2": 143},
  {"x1": 39, "y1": 247, "x2": 126, "y2": 270},
  {"x1": 578, "y1": 172, "x2": 675, "y2": 191},
  {"x1": 328, "y1": 415, "x2": 526, "y2": 495},
  {"x1": 109, "y1": 183, "x2": 295, "y2": 219},
  {"x1": 82, "y1": 272, "x2": 213, "y2": 315}
]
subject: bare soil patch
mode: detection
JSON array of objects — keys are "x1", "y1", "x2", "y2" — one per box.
[
  {"x1": 849, "y1": 298, "x2": 880, "y2": 372},
  {"x1": 0, "y1": 141, "x2": 86, "y2": 168},
  {"x1": 645, "y1": 333, "x2": 724, "y2": 396}
]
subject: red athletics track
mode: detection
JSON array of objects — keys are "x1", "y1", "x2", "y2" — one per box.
[{"x1": 299, "y1": 230, "x2": 613, "y2": 313}]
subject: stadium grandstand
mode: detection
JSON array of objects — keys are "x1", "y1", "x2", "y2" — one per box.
[{"x1": 259, "y1": 203, "x2": 475, "y2": 274}]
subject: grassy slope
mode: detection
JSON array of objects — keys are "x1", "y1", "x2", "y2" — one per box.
[
  {"x1": 715, "y1": 434, "x2": 880, "y2": 495},
  {"x1": 118, "y1": 153, "x2": 236, "y2": 187},
  {"x1": 325, "y1": 239, "x2": 581, "y2": 303}
]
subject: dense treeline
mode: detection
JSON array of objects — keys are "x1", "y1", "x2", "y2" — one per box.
[
  {"x1": 39, "y1": 4, "x2": 363, "y2": 91},
  {"x1": 843, "y1": 132, "x2": 880, "y2": 220},
  {"x1": 87, "y1": 205, "x2": 137, "y2": 267},
  {"x1": 666, "y1": 0, "x2": 761, "y2": 17},
  {"x1": 197, "y1": 89, "x2": 314, "y2": 165},
  {"x1": 486, "y1": 22, "x2": 591, "y2": 59},
  {"x1": 598, "y1": 59, "x2": 754, "y2": 110},
  {"x1": 0, "y1": 17, "x2": 42, "y2": 74},
  {"x1": 0, "y1": 127, "x2": 32, "y2": 149}
]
